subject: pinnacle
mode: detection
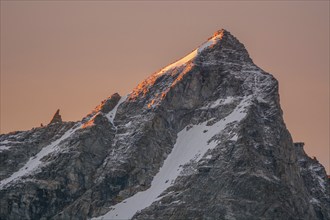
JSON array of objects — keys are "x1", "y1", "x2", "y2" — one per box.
[{"x1": 49, "y1": 109, "x2": 63, "y2": 124}]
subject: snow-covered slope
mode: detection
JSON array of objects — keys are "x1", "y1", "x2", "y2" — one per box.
[
  {"x1": 95, "y1": 96, "x2": 251, "y2": 220},
  {"x1": 156, "y1": 30, "x2": 224, "y2": 75}
]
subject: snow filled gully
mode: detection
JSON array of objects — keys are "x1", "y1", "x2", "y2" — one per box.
[
  {"x1": 0, "y1": 124, "x2": 81, "y2": 189},
  {"x1": 93, "y1": 97, "x2": 251, "y2": 220},
  {"x1": 105, "y1": 95, "x2": 127, "y2": 126}
]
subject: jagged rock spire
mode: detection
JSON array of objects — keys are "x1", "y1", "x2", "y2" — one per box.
[{"x1": 49, "y1": 109, "x2": 62, "y2": 124}]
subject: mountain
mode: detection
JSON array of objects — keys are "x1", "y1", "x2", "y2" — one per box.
[{"x1": 0, "y1": 29, "x2": 329, "y2": 220}]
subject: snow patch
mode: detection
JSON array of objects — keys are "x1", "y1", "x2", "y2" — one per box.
[
  {"x1": 0, "y1": 140, "x2": 20, "y2": 145},
  {"x1": 93, "y1": 96, "x2": 250, "y2": 220},
  {"x1": 200, "y1": 97, "x2": 235, "y2": 110},
  {"x1": 0, "y1": 145, "x2": 11, "y2": 152},
  {"x1": 197, "y1": 32, "x2": 223, "y2": 52},
  {"x1": 310, "y1": 198, "x2": 321, "y2": 205},
  {"x1": 105, "y1": 95, "x2": 127, "y2": 126},
  {"x1": 125, "y1": 121, "x2": 132, "y2": 127},
  {"x1": 156, "y1": 33, "x2": 223, "y2": 75},
  {"x1": 237, "y1": 170, "x2": 279, "y2": 182},
  {"x1": 158, "y1": 49, "x2": 197, "y2": 75},
  {"x1": 210, "y1": 97, "x2": 233, "y2": 108},
  {"x1": 230, "y1": 134, "x2": 238, "y2": 141}
]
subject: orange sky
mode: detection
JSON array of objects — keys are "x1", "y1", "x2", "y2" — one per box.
[{"x1": 0, "y1": 1, "x2": 329, "y2": 173}]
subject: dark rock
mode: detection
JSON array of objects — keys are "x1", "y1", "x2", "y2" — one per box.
[
  {"x1": 49, "y1": 109, "x2": 63, "y2": 124},
  {"x1": 100, "y1": 93, "x2": 121, "y2": 114}
]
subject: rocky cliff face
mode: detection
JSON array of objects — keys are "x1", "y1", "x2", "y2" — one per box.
[{"x1": 0, "y1": 29, "x2": 329, "y2": 220}]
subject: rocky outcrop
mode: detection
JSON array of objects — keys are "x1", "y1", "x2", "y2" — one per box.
[
  {"x1": 49, "y1": 109, "x2": 63, "y2": 124},
  {"x1": 99, "y1": 93, "x2": 121, "y2": 114},
  {"x1": 295, "y1": 143, "x2": 330, "y2": 219},
  {"x1": 0, "y1": 29, "x2": 328, "y2": 220}
]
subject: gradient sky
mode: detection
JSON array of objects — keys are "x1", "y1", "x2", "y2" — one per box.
[{"x1": 1, "y1": 1, "x2": 329, "y2": 173}]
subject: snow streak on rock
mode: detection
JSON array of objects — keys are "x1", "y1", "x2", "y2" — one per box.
[
  {"x1": 0, "y1": 124, "x2": 81, "y2": 189},
  {"x1": 105, "y1": 95, "x2": 127, "y2": 126},
  {"x1": 0, "y1": 145, "x2": 11, "y2": 152},
  {"x1": 156, "y1": 30, "x2": 224, "y2": 75}
]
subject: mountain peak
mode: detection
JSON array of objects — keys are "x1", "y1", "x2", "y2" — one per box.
[
  {"x1": 129, "y1": 29, "x2": 252, "y2": 103},
  {"x1": 212, "y1": 29, "x2": 226, "y2": 38},
  {"x1": 0, "y1": 29, "x2": 329, "y2": 220},
  {"x1": 49, "y1": 109, "x2": 62, "y2": 124},
  {"x1": 154, "y1": 29, "x2": 250, "y2": 75},
  {"x1": 210, "y1": 29, "x2": 236, "y2": 43}
]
